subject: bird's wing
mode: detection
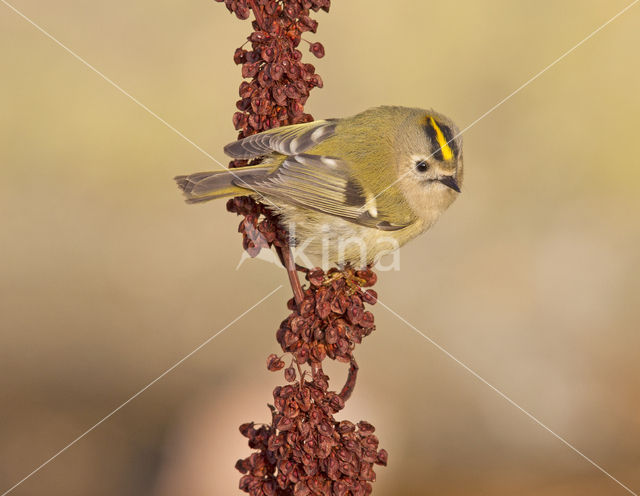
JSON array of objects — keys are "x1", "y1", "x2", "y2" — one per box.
[
  {"x1": 232, "y1": 153, "x2": 410, "y2": 231},
  {"x1": 223, "y1": 120, "x2": 338, "y2": 159}
]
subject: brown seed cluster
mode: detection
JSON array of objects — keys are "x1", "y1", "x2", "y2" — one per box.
[
  {"x1": 226, "y1": 196, "x2": 288, "y2": 257},
  {"x1": 216, "y1": 2, "x2": 388, "y2": 494},
  {"x1": 215, "y1": 0, "x2": 329, "y2": 163},
  {"x1": 236, "y1": 370, "x2": 388, "y2": 496},
  {"x1": 237, "y1": 268, "x2": 384, "y2": 496},
  {"x1": 278, "y1": 268, "x2": 378, "y2": 364}
]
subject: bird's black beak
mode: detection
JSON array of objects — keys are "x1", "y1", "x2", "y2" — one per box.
[{"x1": 438, "y1": 175, "x2": 461, "y2": 193}]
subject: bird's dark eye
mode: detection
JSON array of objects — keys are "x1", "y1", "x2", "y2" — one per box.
[{"x1": 415, "y1": 160, "x2": 429, "y2": 173}]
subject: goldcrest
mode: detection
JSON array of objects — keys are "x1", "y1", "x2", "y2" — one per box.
[{"x1": 175, "y1": 106, "x2": 463, "y2": 266}]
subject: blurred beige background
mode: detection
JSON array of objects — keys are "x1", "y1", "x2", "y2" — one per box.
[{"x1": 1, "y1": 1, "x2": 639, "y2": 495}]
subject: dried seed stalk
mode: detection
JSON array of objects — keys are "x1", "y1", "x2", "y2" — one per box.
[{"x1": 216, "y1": 1, "x2": 387, "y2": 494}]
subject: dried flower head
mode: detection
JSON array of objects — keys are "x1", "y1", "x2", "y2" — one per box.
[
  {"x1": 227, "y1": 196, "x2": 288, "y2": 258},
  {"x1": 214, "y1": 1, "x2": 388, "y2": 494},
  {"x1": 236, "y1": 370, "x2": 387, "y2": 496},
  {"x1": 216, "y1": 0, "x2": 328, "y2": 150},
  {"x1": 278, "y1": 268, "x2": 378, "y2": 365}
]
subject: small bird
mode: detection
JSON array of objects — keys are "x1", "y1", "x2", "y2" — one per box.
[{"x1": 175, "y1": 106, "x2": 463, "y2": 267}]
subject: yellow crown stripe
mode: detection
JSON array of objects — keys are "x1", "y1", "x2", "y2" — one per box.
[{"x1": 428, "y1": 116, "x2": 454, "y2": 161}]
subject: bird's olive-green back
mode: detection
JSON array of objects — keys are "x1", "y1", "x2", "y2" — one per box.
[{"x1": 298, "y1": 106, "x2": 425, "y2": 226}]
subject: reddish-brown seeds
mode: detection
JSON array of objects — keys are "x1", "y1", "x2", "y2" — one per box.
[
  {"x1": 217, "y1": 1, "x2": 387, "y2": 494},
  {"x1": 267, "y1": 354, "x2": 286, "y2": 371},
  {"x1": 309, "y1": 41, "x2": 325, "y2": 58}
]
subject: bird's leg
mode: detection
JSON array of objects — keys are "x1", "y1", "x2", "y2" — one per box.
[
  {"x1": 322, "y1": 265, "x2": 367, "y2": 294},
  {"x1": 278, "y1": 244, "x2": 304, "y2": 307},
  {"x1": 322, "y1": 271, "x2": 345, "y2": 285}
]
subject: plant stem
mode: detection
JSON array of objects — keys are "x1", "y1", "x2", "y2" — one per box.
[
  {"x1": 280, "y1": 244, "x2": 304, "y2": 306},
  {"x1": 339, "y1": 359, "x2": 359, "y2": 402},
  {"x1": 247, "y1": 0, "x2": 264, "y2": 29}
]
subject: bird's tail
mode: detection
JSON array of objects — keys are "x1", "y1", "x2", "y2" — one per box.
[{"x1": 174, "y1": 164, "x2": 271, "y2": 204}]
